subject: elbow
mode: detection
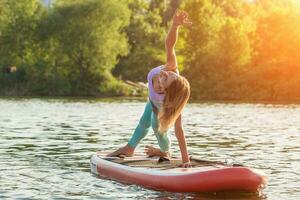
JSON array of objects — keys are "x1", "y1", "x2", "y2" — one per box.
[
  {"x1": 165, "y1": 63, "x2": 177, "y2": 72},
  {"x1": 165, "y1": 39, "x2": 174, "y2": 50}
]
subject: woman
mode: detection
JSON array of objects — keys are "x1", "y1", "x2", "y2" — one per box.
[{"x1": 109, "y1": 10, "x2": 192, "y2": 167}]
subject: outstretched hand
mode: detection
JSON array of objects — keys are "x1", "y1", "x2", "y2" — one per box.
[{"x1": 172, "y1": 9, "x2": 192, "y2": 27}]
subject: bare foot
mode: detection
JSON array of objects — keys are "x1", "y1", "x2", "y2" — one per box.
[
  {"x1": 107, "y1": 145, "x2": 135, "y2": 157},
  {"x1": 145, "y1": 145, "x2": 170, "y2": 157}
]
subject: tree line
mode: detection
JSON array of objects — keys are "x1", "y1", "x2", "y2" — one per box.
[{"x1": 0, "y1": 0, "x2": 299, "y2": 101}]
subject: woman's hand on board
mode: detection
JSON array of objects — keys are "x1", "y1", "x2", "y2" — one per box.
[{"x1": 180, "y1": 161, "x2": 192, "y2": 168}]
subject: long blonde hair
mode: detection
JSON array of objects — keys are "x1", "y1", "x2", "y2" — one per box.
[{"x1": 158, "y1": 75, "x2": 190, "y2": 133}]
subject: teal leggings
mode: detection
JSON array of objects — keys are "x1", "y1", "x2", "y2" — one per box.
[{"x1": 128, "y1": 101, "x2": 171, "y2": 152}]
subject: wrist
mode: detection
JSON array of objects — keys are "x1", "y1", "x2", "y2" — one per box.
[
  {"x1": 182, "y1": 157, "x2": 190, "y2": 163},
  {"x1": 172, "y1": 22, "x2": 180, "y2": 28}
]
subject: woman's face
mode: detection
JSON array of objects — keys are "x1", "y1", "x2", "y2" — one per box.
[{"x1": 156, "y1": 70, "x2": 178, "y2": 94}]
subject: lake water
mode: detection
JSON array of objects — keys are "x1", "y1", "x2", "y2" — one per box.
[{"x1": 0, "y1": 98, "x2": 299, "y2": 200}]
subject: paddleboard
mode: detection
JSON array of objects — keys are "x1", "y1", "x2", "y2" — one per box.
[{"x1": 90, "y1": 154, "x2": 267, "y2": 193}]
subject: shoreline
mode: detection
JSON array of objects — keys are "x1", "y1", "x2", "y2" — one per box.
[{"x1": 1, "y1": 95, "x2": 300, "y2": 105}]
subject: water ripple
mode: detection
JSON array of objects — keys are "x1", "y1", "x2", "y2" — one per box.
[{"x1": 0, "y1": 98, "x2": 299, "y2": 199}]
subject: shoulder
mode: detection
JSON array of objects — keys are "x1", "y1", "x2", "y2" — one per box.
[
  {"x1": 162, "y1": 65, "x2": 179, "y2": 74},
  {"x1": 164, "y1": 63, "x2": 179, "y2": 73},
  {"x1": 147, "y1": 65, "x2": 164, "y2": 81}
]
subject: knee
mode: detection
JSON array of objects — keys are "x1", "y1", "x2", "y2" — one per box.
[
  {"x1": 156, "y1": 134, "x2": 170, "y2": 152},
  {"x1": 155, "y1": 131, "x2": 168, "y2": 140},
  {"x1": 151, "y1": 123, "x2": 159, "y2": 134},
  {"x1": 152, "y1": 121, "x2": 167, "y2": 135}
]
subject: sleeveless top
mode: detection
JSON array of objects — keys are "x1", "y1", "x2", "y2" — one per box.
[{"x1": 147, "y1": 65, "x2": 179, "y2": 110}]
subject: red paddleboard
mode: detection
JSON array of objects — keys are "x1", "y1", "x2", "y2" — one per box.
[{"x1": 90, "y1": 154, "x2": 267, "y2": 193}]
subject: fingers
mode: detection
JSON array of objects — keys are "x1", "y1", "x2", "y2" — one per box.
[
  {"x1": 175, "y1": 9, "x2": 181, "y2": 16},
  {"x1": 181, "y1": 11, "x2": 192, "y2": 25},
  {"x1": 173, "y1": 9, "x2": 192, "y2": 26},
  {"x1": 176, "y1": 9, "x2": 188, "y2": 18},
  {"x1": 184, "y1": 19, "x2": 193, "y2": 26},
  {"x1": 180, "y1": 161, "x2": 192, "y2": 168},
  {"x1": 182, "y1": 11, "x2": 188, "y2": 18}
]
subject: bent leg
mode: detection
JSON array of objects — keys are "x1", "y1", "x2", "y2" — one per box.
[
  {"x1": 127, "y1": 101, "x2": 152, "y2": 148},
  {"x1": 151, "y1": 113, "x2": 171, "y2": 152}
]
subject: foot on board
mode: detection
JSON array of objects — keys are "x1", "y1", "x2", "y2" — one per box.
[
  {"x1": 107, "y1": 145, "x2": 134, "y2": 157},
  {"x1": 145, "y1": 145, "x2": 170, "y2": 158}
]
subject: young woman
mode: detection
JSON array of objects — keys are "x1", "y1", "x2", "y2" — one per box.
[{"x1": 109, "y1": 10, "x2": 192, "y2": 167}]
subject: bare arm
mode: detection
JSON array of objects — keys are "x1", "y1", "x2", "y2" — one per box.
[
  {"x1": 165, "y1": 10, "x2": 192, "y2": 71},
  {"x1": 165, "y1": 24, "x2": 179, "y2": 71},
  {"x1": 174, "y1": 114, "x2": 190, "y2": 167}
]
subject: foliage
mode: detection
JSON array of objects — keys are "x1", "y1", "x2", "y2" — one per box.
[
  {"x1": 1, "y1": 0, "x2": 300, "y2": 101},
  {"x1": 0, "y1": 0, "x2": 131, "y2": 96},
  {"x1": 113, "y1": 0, "x2": 166, "y2": 82},
  {"x1": 182, "y1": 0, "x2": 300, "y2": 101},
  {"x1": 182, "y1": 0, "x2": 254, "y2": 100}
]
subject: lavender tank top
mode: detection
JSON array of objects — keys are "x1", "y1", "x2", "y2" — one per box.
[{"x1": 147, "y1": 65, "x2": 179, "y2": 109}]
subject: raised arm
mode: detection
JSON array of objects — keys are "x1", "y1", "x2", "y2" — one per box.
[{"x1": 165, "y1": 10, "x2": 192, "y2": 71}]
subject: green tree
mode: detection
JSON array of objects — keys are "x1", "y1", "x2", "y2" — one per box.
[
  {"x1": 113, "y1": 0, "x2": 166, "y2": 82},
  {"x1": 0, "y1": 0, "x2": 45, "y2": 94},
  {"x1": 45, "y1": 0, "x2": 131, "y2": 95},
  {"x1": 0, "y1": 0, "x2": 131, "y2": 96},
  {"x1": 249, "y1": 0, "x2": 300, "y2": 100},
  {"x1": 182, "y1": 0, "x2": 254, "y2": 100}
]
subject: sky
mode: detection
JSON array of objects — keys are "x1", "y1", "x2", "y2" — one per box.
[{"x1": 41, "y1": 0, "x2": 54, "y2": 7}]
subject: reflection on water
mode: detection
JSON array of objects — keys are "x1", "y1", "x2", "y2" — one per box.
[{"x1": 0, "y1": 98, "x2": 299, "y2": 199}]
